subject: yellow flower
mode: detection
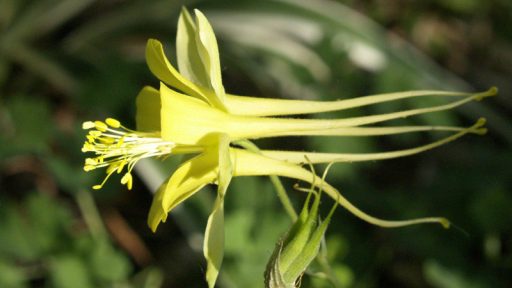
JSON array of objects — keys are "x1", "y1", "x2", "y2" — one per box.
[{"x1": 81, "y1": 8, "x2": 496, "y2": 288}]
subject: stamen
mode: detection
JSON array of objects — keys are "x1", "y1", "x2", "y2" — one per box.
[
  {"x1": 94, "y1": 121, "x2": 108, "y2": 132},
  {"x1": 106, "y1": 118, "x2": 121, "y2": 128},
  {"x1": 82, "y1": 121, "x2": 96, "y2": 129},
  {"x1": 116, "y1": 160, "x2": 127, "y2": 173},
  {"x1": 84, "y1": 165, "x2": 95, "y2": 172},
  {"x1": 82, "y1": 119, "x2": 176, "y2": 190},
  {"x1": 89, "y1": 130, "x2": 102, "y2": 137},
  {"x1": 121, "y1": 173, "x2": 133, "y2": 190}
]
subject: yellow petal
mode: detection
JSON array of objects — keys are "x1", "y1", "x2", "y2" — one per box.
[
  {"x1": 257, "y1": 124, "x2": 470, "y2": 137},
  {"x1": 259, "y1": 118, "x2": 487, "y2": 164},
  {"x1": 224, "y1": 88, "x2": 495, "y2": 116},
  {"x1": 147, "y1": 151, "x2": 218, "y2": 232},
  {"x1": 204, "y1": 195, "x2": 225, "y2": 288},
  {"x1": 232, "y1": 148, "x2": 449, "y2": 228},
  {"x1": 160, "y1": 152, "x2": 218, "y2": 216},
  {"x1": 203, "y1": 134, "x2": 232, "y2": 288},
  {"x1": 136, "y1": 86, "x2": 161, "y2": 132},
  {"x1": 221, "y1": 88, "x2": 495, "y2": 139},
  {"x1": 160, "y1": 83, "x2": 226, "y2": 144},
  {"x1": 214, "y1": 133, "x2": 233, "y2": 197},
  {"x1": 193, "y1": 9, "x2": 226, "y2": 103},
  {"x1": 147, "y1": 177, "x2": 171, "y2": 232},
  {"x1": 177, "y1": 7, "x2": 211, "y2": 89},
  {"x1": 161, "y1": 84, "x2": 494, "y2": 144},
  {"x1": 148, "y1": 134, "x2": 231, "y2": 232}
]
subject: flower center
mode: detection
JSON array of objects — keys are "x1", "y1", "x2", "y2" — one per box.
[{"x1": 82, "y1": 118, "x2": 175, "y2": 190}]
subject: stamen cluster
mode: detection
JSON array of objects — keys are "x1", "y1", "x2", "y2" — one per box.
[{"x1": 82, "y1": 118, "x2": 175, "y2": 190}]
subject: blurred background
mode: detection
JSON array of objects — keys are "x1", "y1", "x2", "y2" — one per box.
[{"x1": 0, "y1": 0, "x2": 511, "y2": 287}]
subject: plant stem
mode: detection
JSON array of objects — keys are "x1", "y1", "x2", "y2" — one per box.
[
  {"x1": 75, "y1": 189, "x2": 108, "y2": 241},
  {"x1": 234, "y1": 140, "x2": 297, "y2": 221}
]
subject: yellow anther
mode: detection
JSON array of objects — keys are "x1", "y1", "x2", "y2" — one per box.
[
  {"x1": 121, "y1": 173, "x2": 133, "y2": 190},
  {"x1": 84, "y1": 165, "x2": 95, "y2": 171},
  {"x1": 100, "y1": 137, "x2": 115, "y2": 144},
  {"x1": 92, "y1": 185, "x2": 102, "y2": 190},
  {"x1": 82, "y1": 118, "x2": 175, "y2": 191},
  {"x1": 106, "y1": 118, "x2": 121, "y2": 128},
  {"x1": 94, "y1": 121, "x2": 108, "y2": 132},
  {"x1": 116, "y1": 160, "x2": 127, "y2": 173},
  {"x1": 121, "y1": 173, "x2": 132, "y2": 185},
  {"x1": 107, "y1": 164, "x2": 117, "y2": 174},
  {"x1": 82, "y1": 121, "x2": 96, "y2": 129},
  {"x1": 127, "y1": 177, "x2": 133, "y2": 190},
  {"x1": 89, "y1": 130, "x2": 102, "y2": 137},
  {"x1": 82, "y1": 143, "x2": 94, "y2": 152},
  {"x1": 116, "y1": 137, "x2": 125, "y2": 147}
]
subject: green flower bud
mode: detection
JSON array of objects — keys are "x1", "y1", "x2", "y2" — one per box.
[{"x1": 265, "y1": 190, "x2": 336, "y2": 288}]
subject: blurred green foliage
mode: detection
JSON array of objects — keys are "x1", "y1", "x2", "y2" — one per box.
[
  {"x1": 0, "y1": 192, "x2": 135, "y2": 288},
  {"x1": 1, "y1": 0, "x2": 511, "y2": 287}
]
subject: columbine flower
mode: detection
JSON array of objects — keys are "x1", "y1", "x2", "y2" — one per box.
[{"x1": 81, "y1": 8, "x2": 496, "y2": 288}]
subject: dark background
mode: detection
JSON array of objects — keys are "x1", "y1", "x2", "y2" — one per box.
[{"x1": 1, "y1": 0, "x2": 511, "y2": 287}]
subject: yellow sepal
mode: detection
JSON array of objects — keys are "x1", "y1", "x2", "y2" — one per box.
[
  {"x1": 136, "y1": 86, "x2": 161, "y2": 132},
  {"x1": 204, "y1": 133, "x2": 231, "y2": 288},
  {"x1": 145, "y1": 38, "x2": 226, "y2": 110}
]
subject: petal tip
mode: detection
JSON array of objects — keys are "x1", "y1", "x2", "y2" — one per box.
[{"x1": 439, "y1": 218, "x2": 450, "y2": 229}]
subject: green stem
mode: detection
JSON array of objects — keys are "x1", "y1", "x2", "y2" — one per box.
[
  {"x1": 316, "y1": 259, "x2": 344, "y2": 288},
  {"x1": 234, "y1": 140, "x2": 297, "y2": 221},
  {"x1": 311, "y1": 237, "x2": 344, "y2": 288},
  {"x1": 75, "y1": 189, "x2": 108, "y2": 241}
]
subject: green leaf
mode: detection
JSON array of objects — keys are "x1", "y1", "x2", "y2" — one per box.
[
  {"x1": 50, "y1": 255, "x2": 94, "y2": 288},
  {"x1": 0, "y1": 260, "x2": 27, "y2": 288},
  {"x1": 0, "y1": 199, "x2": 41, "y2": 260},
  {"x1": 130, "y1": 267, "x2": 164, "y2": 288},
  {"x1": 223, "y1": 177, "x2": 291, "y2": 288},
  {"x1": 1, "y1": 96, "x2": 52, "y2": 156},
  {"x1": 26, "y1": 193, "x2": 72, "y2": 254},
  {"x1": 45, "y1": 156, "x2": 90, "y2": 193},
  {"x1": 470, "y1": 186, "x2": 512, "y2": 233},
  {"x1": 424, "y1": 260, "x2": 486, "y2": 288},
  {"x1": 89, "y1": 240, "x2": 132, "y2": 282},
  {"x1": 4, "y1": 44, "x2": 76, "y2": 94}
]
